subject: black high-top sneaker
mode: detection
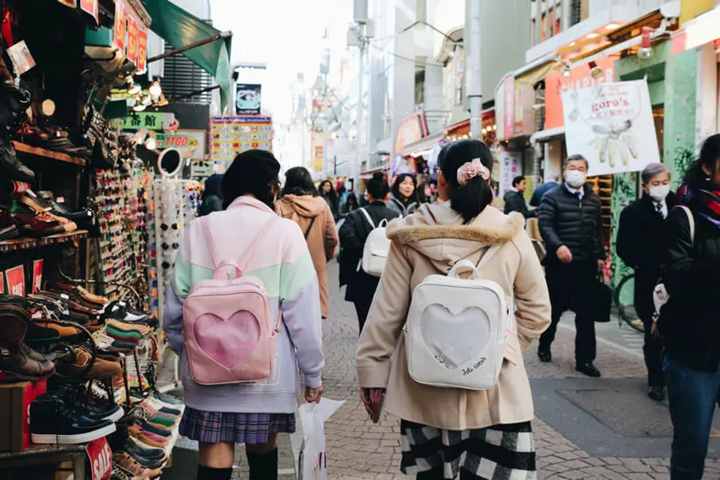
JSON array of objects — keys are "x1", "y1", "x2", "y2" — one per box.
[{"x1": 30, "y1": 396, "x2": 116, "y2": 444}]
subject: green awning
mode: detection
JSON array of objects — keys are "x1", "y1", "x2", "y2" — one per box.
[{"x1": 142, "y1": 0, "x2": 232, "y2": 112}]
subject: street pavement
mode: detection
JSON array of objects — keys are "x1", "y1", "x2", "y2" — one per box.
[{"x1": 163, "y1": 261, "x2": 720, "y2": 479}]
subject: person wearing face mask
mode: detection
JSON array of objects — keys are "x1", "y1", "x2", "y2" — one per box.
[
  {"x1": 537, "y1": 154, "x2": 605, "y2": 377},
  {"x1": 660, "y1": 134, "x2": 720, "y2": 480},
  {"x1": 616, "y1": 163, "x2": 676, "y2": 402}
]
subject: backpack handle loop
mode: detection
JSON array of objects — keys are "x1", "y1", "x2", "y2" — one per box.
[
  {"x1": 212, "y1": 262, "x2": 243, "y2": 280},
  {"x1": 448, "y1": 259, "x2": 481, "y2": 280}
]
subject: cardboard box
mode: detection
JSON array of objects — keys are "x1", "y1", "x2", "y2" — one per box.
[{"x1": 0, "y1": 379, "x2": 47, "y2": 452}]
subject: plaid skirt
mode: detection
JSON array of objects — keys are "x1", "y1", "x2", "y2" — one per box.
[
  {"x1": 400, "y1": 420, "x2": 536, "y2": 480},
  {"x1": 179, "y1": 407, "x2": 295, "y2": 445}
]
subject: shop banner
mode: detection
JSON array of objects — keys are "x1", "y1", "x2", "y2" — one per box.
[
  {"x1": 121, "y1": 112, "x2": 176, "y2": 131},
  {"x1": 157, "y1": 129, "x2": 206, "y2": 160},
  {"x1": 210, "y1": 116, "x2": 273, "y2": 167},
  {"x1": 562, "y1": 80, "x2": 660, "y2": 177},
  {"x1": 4, "y1": 265, "x2": 24, "y2": 296},
  {"x1": 80, "y1": 0, "x2": 99, "y2": 23},
  {"x1": 545, "y1": 57, "x2": 615, "y2": 130},
  {"x1": 114, "y1": 0, "x2": 127, "y2": 51},
  {"x1": 236, "y1": 84, "x2": 262, "y2": 115},
  {"x1": 394, "y1": 112, "x2": 428, "y2": 155},
  {"x1": 31, "y1": 259, "x2": 43, "y2": 294},
  {"x1": 495, "y1": 75, "x2": 515, "y2": 141},
  {"x1": 136, "y1": 28, "x2": 148, "y2": 73},
  {"x1": 86, "y1": 437, "x2": 112, "y2": 480},
  {"x1": 498, "y1": 148, "x2": 522, "y2": 197}
]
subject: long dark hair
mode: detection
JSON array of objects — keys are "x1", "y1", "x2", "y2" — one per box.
[
  {"x1": 391, "y1": 173, "x2": 418, "y2": 205},
  {"x1": 685, "y1": 134, "x2": 720, "y2": 189},
  {"x1": 222, "y1": 150, "x2": 280, "y2": 209},
  {"x1": 319, "y1": 179, "x2": 337, "y2": 202},
  {"x1": 438, "y1": 140, "x2": 494, "y2": 223},
  {"x1": 282, "y1": 166, "x2": 318, "y2": 196}
]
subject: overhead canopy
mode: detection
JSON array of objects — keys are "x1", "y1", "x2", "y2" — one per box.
[{"x1": 142, "y1": 0, "x2": 232, "y2": 112}]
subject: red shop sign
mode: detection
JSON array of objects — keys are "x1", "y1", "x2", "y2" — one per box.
[
  {"x1": 4, "y1": 265, "x2": 24, "y2": 296},
  {"x1": 86, "y1": 437, "x2": 112, "y2": 480},
  {"x1": 113, "y1": 0, "x2": 127, "y2": 51},
  {"x1": 31, "y1": 259, "x2": 43, "y2": 294}
]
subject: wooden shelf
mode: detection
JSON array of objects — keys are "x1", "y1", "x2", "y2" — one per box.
[
  {"x1": 12, "y1": 141, "x2": 86, "y2": 167},
  {"x1": 0, "y1": 230, "x2": 88, "y2": 253}
]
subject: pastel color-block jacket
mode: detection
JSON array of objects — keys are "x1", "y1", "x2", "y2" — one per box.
[{"x1": 164, "y1": 196, "x2": 324, "y2": 414}]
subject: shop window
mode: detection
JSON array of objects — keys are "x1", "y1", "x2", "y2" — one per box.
[{"x1": 415, "y1": 68, "x2": 426, "y2": 106}]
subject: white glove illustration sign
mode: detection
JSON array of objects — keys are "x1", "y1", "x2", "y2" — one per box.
[{"x1": 562, "y1": 80, "x2": 660, "y2": 176}]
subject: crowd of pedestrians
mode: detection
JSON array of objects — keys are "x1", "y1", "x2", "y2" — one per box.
[{"x1": 164, "y1": 134, "x2": 720, "y2": 480}]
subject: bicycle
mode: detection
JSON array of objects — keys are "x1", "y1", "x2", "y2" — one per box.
[{"x1": 614, "y1": 273, "x2": 645, "y2": 333}]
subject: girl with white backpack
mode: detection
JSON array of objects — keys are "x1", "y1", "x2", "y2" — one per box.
[{"x1": 356, "y1": 140, "x2": 551, "y2": 480}]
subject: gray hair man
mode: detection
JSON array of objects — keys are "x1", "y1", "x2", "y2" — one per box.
[
  {"x1": 616, "y1": 161, "x2": 676, "y2": 401},
  {"x1": 537, "y1": 154, "x2": 605, "y2": 377}
]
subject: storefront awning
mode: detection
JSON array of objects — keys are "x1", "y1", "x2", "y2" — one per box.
[
  {"x1": 401, "y1": 132, "x2": 444, "y2": 157},
  {"x1": 530, "y1": 127, "x2": 565, "y2": 144},
  {"x1": 142, "y1": 0, "x2": 232, "y2": 112}
]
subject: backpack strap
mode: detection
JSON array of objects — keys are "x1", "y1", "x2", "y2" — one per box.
[
  {"x1": 678, "y1": 205, "x2": 695, "y2": 244},
  {"x1": 359, "y1": 208, "x2": 376, "y2": 229},
  {"x1": 303, "y1": 216, "x2": 317, "y2": 239},
  {"x1": 203, "y1": 215, "x2": 277, "y2": 279}
]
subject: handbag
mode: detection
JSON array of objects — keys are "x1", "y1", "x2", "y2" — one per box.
[{"x1": 587, "y1": 277, "x2": 612, "y2": 323}]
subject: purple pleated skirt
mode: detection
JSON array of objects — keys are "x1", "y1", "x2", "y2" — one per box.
[{"x1": 179, "y1": 407, "x2": 296, "y2": 445}]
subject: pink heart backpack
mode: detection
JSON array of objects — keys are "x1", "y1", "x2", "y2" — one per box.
[{"x1": 183, "y1": 216, "x2": 278, "y2": 385}]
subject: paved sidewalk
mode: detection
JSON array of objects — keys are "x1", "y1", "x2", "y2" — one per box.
[{"x1": 321, "y1": 262, "x2": 720, "y2": 480}]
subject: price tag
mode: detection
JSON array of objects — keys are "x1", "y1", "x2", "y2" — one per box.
[
  {"x1": 31, "y1": 259, "x2": 44, "y2": 294},
  {"x1": 6, "y1": 41, "x2": 36, "y2": 76},
  {"x1": 4, "y1": 265, "x2": 24, "y2": 296}
]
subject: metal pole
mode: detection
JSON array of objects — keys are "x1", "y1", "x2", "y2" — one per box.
[
  {"x1": 466, "y1": 0, "x2": 482, "y2": 139},
  {"x1": 356, "y1": 31, "x2": 365, "y2": 176},
  {"x1": 147, "y1": 31, "x2": 232, "y2": 64}
]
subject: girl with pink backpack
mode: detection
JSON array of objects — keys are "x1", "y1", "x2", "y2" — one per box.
[{"x1": 163, "y1": 150, "x2": 325, "y2": 480}]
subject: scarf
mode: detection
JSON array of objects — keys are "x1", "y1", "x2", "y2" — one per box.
[{"x1": 677, "y1": 184, "x2": 720, "y2": 230}]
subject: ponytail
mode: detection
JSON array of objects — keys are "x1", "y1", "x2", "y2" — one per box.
[{"x1": 438, "y1": 140, "x2": 494, "y2": 223}]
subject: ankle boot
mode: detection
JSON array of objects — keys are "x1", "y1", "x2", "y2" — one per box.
[
  {"x1": 247, "y1": 448, "x2": 278, "y2": 480},
  {"x1": 196, "y1": 465, "x2": 232, "y2": 480},
  {"x1": 0, "y1": 303, "x2": 29, "y2": 348}
]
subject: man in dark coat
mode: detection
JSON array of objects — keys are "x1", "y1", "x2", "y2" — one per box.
[
  {"x1": 617, "y1": 163, "x2": 676, "y2": 401},
  {"x1": 504, "y1": 175, "x2": 535, "y2": 218},
  {"x1": 338, "y1": 175, "x2": 399, "y2": 334},
  {"x1": 538, "y1": 154, "x2": 605, "y2": 377}
]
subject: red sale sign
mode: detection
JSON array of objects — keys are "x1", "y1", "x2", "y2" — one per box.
[
  {"x1": 0, "y1": 270, "x2": 4, "y2": 294},
  {"x1": 86, "y1": 437, "x2": 112, "y2": 480},
  {"x1": 4, "y1": 265, "x2": 24, "y2": 296},
  {"x1": 31, "y1": 259, "x2": 43, "y2": 294}
]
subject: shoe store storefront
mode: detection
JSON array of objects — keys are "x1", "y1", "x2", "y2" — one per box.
[{"x1": 0, "y1": 0, "x2": 223, "y2": 479}]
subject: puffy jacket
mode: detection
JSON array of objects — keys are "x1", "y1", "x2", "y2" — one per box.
[
  {"x1": 538, "y1": 183, "x2": 603, "y2": 264},
  {"x1": 338, "y1": 202, "x2": 399, "y2": 303},
  {"x1": 660, "y1": 204, "x2": 720, "y2": 372}
]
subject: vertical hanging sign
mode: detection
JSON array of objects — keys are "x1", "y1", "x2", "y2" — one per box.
[{"x1": 114, "y1": 0, "x2": 127, "y2": 52}]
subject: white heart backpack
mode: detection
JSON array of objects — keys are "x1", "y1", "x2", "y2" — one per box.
[
  {"x1": 404, "y1": 257, "x2": 513, "y2": 391},
  {"x1": 358, "y1": 208, "x2": 390, "y2": 277}
]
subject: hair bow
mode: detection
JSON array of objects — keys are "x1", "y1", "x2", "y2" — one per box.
[{"x1": 456, "y1": 159, "x2": 490, "y2": 186}]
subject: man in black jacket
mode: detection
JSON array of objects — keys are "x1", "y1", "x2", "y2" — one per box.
[
  {"x1": 338, "y1": 176, "x2": 399, "y2": 334},
  {"x1": 504, "y1": 175, "x2": 535, "y2": 218},
  {"x1": 538, "y1": 154, "x2": 605, "y2": 377},
  {"x1": 617, "y1": 163, "x2": 676, "y2": 401}
]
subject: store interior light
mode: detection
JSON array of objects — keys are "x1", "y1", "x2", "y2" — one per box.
[
  {"x1": 562, "y1": 62, "x2": 572, "y2": 78},
  {"x1": 41, "y1": 99, "x2": 55, "y2": 117},
  {"x1": 638, "y1": 26, "x2": 654, "y2": 59},
  {"x1": 605, "y1": 23, "x2": 621, "y2": 31},
  {"x1": 589, "y1": 61, "x2": 604, "y2": 79},
  {"x1": 149, "y1": 80, "x2": 162, "y2": 102},
  {"x1": 586, "y1": 32, "x2": 600, "y2": 40}
]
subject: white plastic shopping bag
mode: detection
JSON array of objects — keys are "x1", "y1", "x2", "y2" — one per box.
[{"x1": 296, "y1": 398, "x2": 344, "y2": 480}]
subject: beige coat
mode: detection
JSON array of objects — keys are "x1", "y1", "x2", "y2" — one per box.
[
  {"x1": 356, "y1": 203, "x2": 550, "y2": 430},
  {"x1": 276, "y1": 195, "x2": 338, "y2": 318}
]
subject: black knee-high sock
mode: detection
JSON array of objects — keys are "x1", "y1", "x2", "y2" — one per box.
[
  {"x1": 246, "y1": 448, "x2": 278, "y2": 480},
  {"x1": 197, "y1": 465, "x2": 233, "y2": 480}
]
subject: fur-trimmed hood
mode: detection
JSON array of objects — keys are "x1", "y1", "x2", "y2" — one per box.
[{"x1": 387, "y1": 202, "x2": 524, "y2": 269}]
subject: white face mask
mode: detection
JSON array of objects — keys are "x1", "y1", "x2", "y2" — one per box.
[
  {"x1": 648, "y1": 185, "x2": 670, "y2": 203},
  {"x1": 565, "y1": 170, "x2": 587, "y2": 188}
]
